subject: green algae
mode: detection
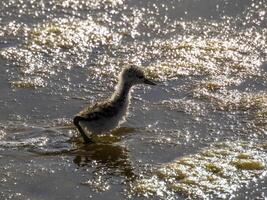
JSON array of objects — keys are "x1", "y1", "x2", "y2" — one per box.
[
  {"x1": 132, "y1": 176, "x2": 167, "y2": 198},
  {"x1": 132, "y1": 141, "x2": 267, "y2": 199},
  {"x1": 27, "y1": 18, "x2": 121, "y2": 51},
  {"x1": 254, "y1": 107, "x2": 267, "y2": 127},
  {"x1": 145, "y1": 36, "x2": 264, "y2": 80},
  {"x1": 10, "y1": 77, "x2": 46, "y2": 88},
  {"x1": 202, "y1": 81, "x2": 224, "y2": 92},
  {"x1": 236, "y1": 153, "x2": 252, "y2": 159},
  {"x1": 257, "y1": 108, "x2": 267, "y2": 118},
  {"x1": 0, "y1": 1, "x2": 266, "y2": 200},
  {"x1": 193, "y1": 86, "x2": 267, "y2": 112},
  {"x1": 0, "y1": 17, "x2": 122, "y2": 88},
  {"x1": 259, "y1": 141, "x2": 267, "y2": 150},
  {"x1": 0, "y1": 12, "x2": 265, "y2": 91},
  {"x1": 86, "y1": 18, "x2": 266, "y2": 83},
  {"x1": 56, "y1": 0, "x2": 123, "y2": 10},
  {"x1": 232, "y1": 159, "x2": 265, "y2": 170},
  {"x1": 205, "y1": 163, "x2": 223, "y2": 174}
]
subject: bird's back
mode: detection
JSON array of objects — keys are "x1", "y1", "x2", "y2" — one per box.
[{"x1": 77, "y1": 98, "x2": 129, "y2": 135}]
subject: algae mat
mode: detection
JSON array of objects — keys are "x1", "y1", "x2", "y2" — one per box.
[
  {"x1": 0, "y1": 0, "x2": 266, "y2": 199},
  {"x1": 133, "y1": 140, "x2": 267, "y2": 199}
]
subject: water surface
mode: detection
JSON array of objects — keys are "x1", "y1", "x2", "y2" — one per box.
[{"x1": 0, "y1": 0, "x2": 266, "y2": 199}]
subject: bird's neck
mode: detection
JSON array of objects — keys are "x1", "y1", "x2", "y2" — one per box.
[{"x1": 111, "y1": 80, "x2": 132, "y2": 103}]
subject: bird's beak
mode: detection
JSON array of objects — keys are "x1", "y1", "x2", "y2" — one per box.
[{"x1": 144, "y1": 78, "x2": 157, "y2": 85}]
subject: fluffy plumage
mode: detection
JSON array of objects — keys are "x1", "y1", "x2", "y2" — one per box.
[{"x1": 73, "y1": 65, "x2": 156, "y2": 143}]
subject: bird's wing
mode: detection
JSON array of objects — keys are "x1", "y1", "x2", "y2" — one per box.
[{"x1": 77, "y1": 101, "x2": 119, "y2": 120}]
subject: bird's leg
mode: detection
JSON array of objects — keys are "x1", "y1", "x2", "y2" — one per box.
[{"x1": 73, "y1": 116, "x2": 94, "y2": 144}]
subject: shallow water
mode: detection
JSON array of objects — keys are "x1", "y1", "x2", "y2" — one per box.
[{"x1": 0, "y1": 0, "x2": 266, "y2": 199}]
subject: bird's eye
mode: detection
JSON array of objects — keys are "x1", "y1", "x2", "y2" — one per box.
[{"x1": 137, "y1": 75, "x2": 144, "y2": 79}]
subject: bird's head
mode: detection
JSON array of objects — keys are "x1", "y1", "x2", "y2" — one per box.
[{"x1": 120, "y1": 65, "x2": 156, "y2": 86}]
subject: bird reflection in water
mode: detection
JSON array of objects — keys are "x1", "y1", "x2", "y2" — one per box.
[
  {"x1": 25, "y1": 126, "x2": 136, "y2": 181},
  {"x1": 72, "y1": 127, "x2": 136, "y2": 180}
]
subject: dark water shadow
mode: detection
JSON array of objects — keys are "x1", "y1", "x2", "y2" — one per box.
[
  {"x1": 230, "y1": 62, "x2": 267, "y2": 92},
  {"x1": 0, "y1": 123, "x2": 137, "y2": 180},
  {"x1": 72, "y1": 143, "x2": 136, "y2": 180},
  {"x1": 32, "y1": 125, "x2": 137, "y2": 180},
  {"x1": 71, "y1": 126, "x2": 136, "y2": 180}
]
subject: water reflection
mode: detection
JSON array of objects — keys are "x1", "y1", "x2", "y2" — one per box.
[
  {"x1": 0, "y1": 0, "x2": 266, "y2": 199},
  {"x1": 73, "y1": 143, "x2": 135, "y2": 179},
  {"x1": 18, "y1": 125, "x2": 137, "y2": 180},
  {"x1": 0, "y1": 124, "x2": 136, "y2": 183},
  {"x1": 72, "y1": 126, "x2": 136, "y2": 179}
]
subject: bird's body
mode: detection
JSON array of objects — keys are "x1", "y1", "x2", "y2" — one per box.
[
  {"x1": 77, "y1": 88, "x2": 130, "y2": 135},
  {"x1": 73, "y1": 65, "x2": 156, "y2": 143}
]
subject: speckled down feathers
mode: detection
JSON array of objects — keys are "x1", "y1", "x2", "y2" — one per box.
[
  {"x1": 73, "y1": 65, "x2": 155, "y2": 138},
  {"x1": 77, "y1": 99, "x2": 125, "y2": 121},
  {"x1": 122, "y1": 65, "x2": 144, "y2": 76}
]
